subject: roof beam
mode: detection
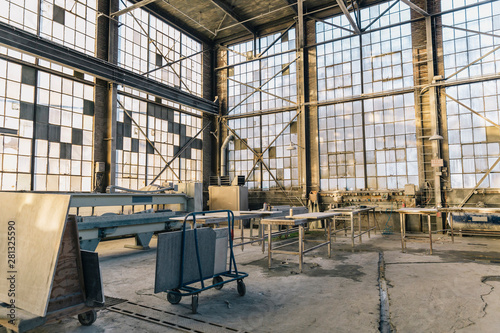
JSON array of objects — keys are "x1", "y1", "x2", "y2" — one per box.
[
  {"x1": 209, "y1": 0, "x2": 255, "y2": 35},
  {"x1": 127, "y1": 0, "x2": 213, "y2": 45},
  {"x1": 400, "y1": 0, "x2": 429, "y2": 16},
  {"x1": 335, "y1": 0, "x2": 361, "y2": 34},
  {"x1": 285, "y1": 0, "x2": 298, "y2": 14},
  {"x1": 0, "y1": 21, "x2": 218, "y2": 114},
  {"x1": 111, "y1": 0, "x2": 158, "y2": 17}
]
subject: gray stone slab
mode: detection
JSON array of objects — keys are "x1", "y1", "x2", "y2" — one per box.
[
  {"x1": 155, "y1": 228, "x2": 215, "y2": 293},
  {"x1": 214, "y1": 228, "x2": 228, "y2": 275}
]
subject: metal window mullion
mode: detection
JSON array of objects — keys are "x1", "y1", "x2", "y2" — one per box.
[
  {"x1": 359, "y1": 33, "x2": 368, "y2": 191},
  {"x1": 122, "y1": 1, "x2": 192, "y2": 94},
  {"x1": 227, "y1": 56, "x2": 299, "y2": 115},
  {"x1": 258, "y1": 36, "x2": 263, "y2": 189},
  {"x1": 363, "y1": 0, "x2": 401, "y2": 32},
  {"x1": 257, "y1": 22, "x2": 296, "y2": 59},
  {"x1": 117, "y1": 99, "x2": 181, "y2": 182},
  {"x1": 227, "y1": 77, "x2": 296, "y2": 105},
  {"x1": 150, "y1": 120, "x2": 210, "y2": 185},
  {"x1": 312, "y1": 16, "x2": 355, "y2": 34}
]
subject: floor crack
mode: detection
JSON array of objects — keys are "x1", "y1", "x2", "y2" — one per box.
[
  {"x1": 378, "y1": 251, "x2": 393, "y2": 333},
  {"x1": 479, "y1": 276, "x2": 500, "y2": 318}
]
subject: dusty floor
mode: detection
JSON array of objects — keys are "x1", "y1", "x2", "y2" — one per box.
[{"x1": 24, "y1": 229, "x2": 500, "y2": 332}]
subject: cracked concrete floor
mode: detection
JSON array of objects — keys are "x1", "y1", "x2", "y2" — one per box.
[{"x1": 17, "y1": 230, "x2": 500, "y2": 333}]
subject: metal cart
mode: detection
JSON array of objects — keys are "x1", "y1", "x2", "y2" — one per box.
[{"x1": 155, "y1": 210, "x2": 248, "y2": 313}]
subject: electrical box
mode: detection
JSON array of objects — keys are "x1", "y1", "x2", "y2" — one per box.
[
  {"x1": 208, "y1": 186, "x2": 248, "y2": 211},
  {"x1": 404, "y1": 184, "x2": 416, "y2": 196}
]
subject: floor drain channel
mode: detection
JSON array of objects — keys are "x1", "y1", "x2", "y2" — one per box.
[
  {"x1": 378, "y1": 252, "x2": 392, "y2": 333},
  {"x1": 109, "y1": 301, "x2": 248, "y2": 333}
]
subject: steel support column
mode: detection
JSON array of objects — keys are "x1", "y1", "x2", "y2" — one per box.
[
  {"x1": 297, "y1": 0, "x2": 309, "y2": 200},
  {"x1": 426, "y1": 16, "x2": 443, "y2": 210}
]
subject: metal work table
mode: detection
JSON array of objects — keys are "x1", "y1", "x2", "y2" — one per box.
[
  {"x1": 261, "y1": 212, "x2": 339, "y2": 272},
  {"x1": 399, "y1": 206, "x2": 500, "y2": 254},
  {"x1": 398, "y1": 208, "x2": 439, "y2": 254},
  {"x1": 329, "y1": 206, "x2": 377, "y2": 247}
]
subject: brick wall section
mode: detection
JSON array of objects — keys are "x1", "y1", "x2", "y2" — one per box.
[
  {"x1": 306, "y1": 18, "x2": 320, "y2": 192},
  {"x1": 93, "y1": 0, "x2": 112, "y2": 191}
]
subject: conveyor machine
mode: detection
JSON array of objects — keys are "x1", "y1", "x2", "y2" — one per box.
[{"x1": 71, "y1": 183, "x2": 202, "y2": 251}]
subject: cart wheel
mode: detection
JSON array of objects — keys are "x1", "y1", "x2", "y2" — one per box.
[
  {"x1": 237, "y1": 280, "x2": 246, "y2": 296},
  {"x1": 191, "y1": 294, "x2": 199, "y2": 314},
  {"x1": 213, "y1": 276, "x2": 224, "y2": 290},
  {"x1": 78, "y1": 310, "x2": 97, "y2": 326},
  {"x1": 167, "y1": 289, "x2": 182, "y2": 304}
]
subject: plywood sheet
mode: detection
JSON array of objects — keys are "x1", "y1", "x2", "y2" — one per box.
[
  {"x1": 0, "y1": 193, "x2": 71, "y2": 317},
  {"x1": 155, "y1": 228, "x2": 215, "y2": 293}
]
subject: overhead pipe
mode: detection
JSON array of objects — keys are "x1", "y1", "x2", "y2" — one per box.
[{"x1": 221, "y1": 134, "x2": 234, "y2": 176}]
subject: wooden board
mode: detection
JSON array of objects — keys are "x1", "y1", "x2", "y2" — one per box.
[
  {"x1": 397, "y1": 208, "x2": 438, "y2": 214},
  {"x1": 286, "y1": 212, "x2": 341, "y2": 219},
  {"x1": 0, "y1": 193, "x2": 71, "y2": 317},
  {"x1": 155, "y1": 228, "x2": 216, "y2": 293},
  {"x1": 260, "y1": 218, "x2": 308, "y2": 226}
]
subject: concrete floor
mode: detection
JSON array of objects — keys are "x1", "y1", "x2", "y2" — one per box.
[{"x1": 28, "y1": 228, "x2": 500, "y2": 333}]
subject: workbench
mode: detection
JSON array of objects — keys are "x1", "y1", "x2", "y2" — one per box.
[
  {"x1": 261, "y1": 212, "x2": 340, "y2": 272},
  {"x1": 329, "y1": 206, "x2": 377, "y2": 247},
  {"x1": 398, "y1": 208, "x2": 439, "y2": 254},
  {"x1": 170, "y1": 210, "x2": 282, "y2": 252}
]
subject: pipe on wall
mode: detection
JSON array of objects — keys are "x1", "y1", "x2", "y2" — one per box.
[{"x1": 221, "y1": 134, "x2": 234, "y2": 176}]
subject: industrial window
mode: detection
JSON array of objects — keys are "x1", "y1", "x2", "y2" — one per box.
[
  {"x1": 0, "y1": 54, "x2": 95, "y2": 191},
  {"x1": 116, "y1": 93, "x2": 203, "y2": 190},
  {"x1": 316, "y1": 1, "x2": 413, "y2": 100},
  {"x1": 117, "y1": 1, "x2": 203, "y2": 97},
  {"x1": 0, "y1": 59, "x2": 34, "y2": 190},
  {"x1": 362, "y1": 24, "x2": 413, "y2": 94},
  {"x1": 40, "y1": 0, "x2": 97, "y2": 56},
  {"x1": 0, "y1": 0, "x2": 38, "y2": 34},
  {"x1": 227, "y1": 41, "x2": 259, "y2": 115},
  {"x1": 227, "y1": 112, "x2": 299, "y2": 190},
  {"x1": 227, "y1": 29, "x2": 296, "y2": 115},
  {"x1": 364, "y1": 94, "x2": 418, "y2": 190},
  {"x1": 316, "y1": 2, "x2": 416, "y2": 191},
  {"x1": 318, "y1": 101, "x2": 365, "y2": 191},
  {"x1": 34, "y1": 71, "x2": 95, "y2": 191},
  {"x1": 226, "y1": 30, "x2": 298, "y2": 190},
  {"x1": 319, "y1": 94, "x2": 417, "y2": 191},
  {"x1": 443, "y1": 1, "x2": 500, "y2": 188},
  {"x1": 442, "y1": 1, "x2": 500, "y2": 80}
]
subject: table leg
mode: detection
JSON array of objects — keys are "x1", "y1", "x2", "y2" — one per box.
[
  {"x1": 250, "y1": 218, "x2": 254, "y2": 243},
  {"x1": 333, "y1": 217, "x2": 337, "y2": 242},
  {"x1": 268, "y1": 224, "x2": 272, "y2": 269},
  {"x1": 373, "y1": 209, "x2": 377, "y2": 234},
  {"x1": 299, "y1": 224, "x2": 304, "y2": 273},
  {"x1": 240, "y1": 220, "x2": 244, "y2": 251},
  {"x1": 450, "y1": 213, "x2": 454, "y2": 244},
  {"x1": 367, "y1": 211, "x2": 371, "y2": 238},
  {"x1": 351, "y1": 214, "x2": 355, "y2": 247},
  {"x1": 428, "y1": 214, "x2": 433, "y2": 255},
  {"x1": 327, "y1": 219, "x2": 332, "y2": 258},
  {"x1": 400, "y1": 213, "x2": 405, "y2": 253},
  {"x1": 260, "y1": 223, "x2": 265, "y2": 253},
  {"x1": 358, "y1": 214, "x2": 362, "y2": 244}
]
